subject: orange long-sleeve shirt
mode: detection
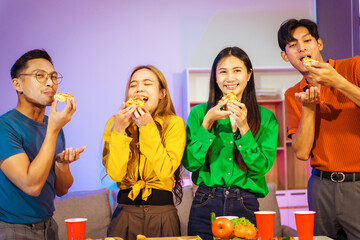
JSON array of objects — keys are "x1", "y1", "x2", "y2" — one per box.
[{"x1": 285, "y1": 57, "x2": 360, "y2": 172}]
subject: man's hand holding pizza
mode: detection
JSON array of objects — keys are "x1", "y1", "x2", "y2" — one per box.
[
  {"x1": 48, "y1": 93, "x2": 76, "y2": 134},
  {"x1": 305, "y1": 61, "x2": 346, "y2": 89}
]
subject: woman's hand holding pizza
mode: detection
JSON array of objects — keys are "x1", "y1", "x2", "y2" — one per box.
[
  {"x1": 113, "y1": 103, "x2": 137, "y2": 134},
  {"x1": 227, "y1": 102, "x2": 250, "y2": 136},
  {"x1": 202, "y1": 101, "x2": 231, "y2": 131},
  {"x1": 132, "y1": 107, "x2": 153, "y2": 127}
]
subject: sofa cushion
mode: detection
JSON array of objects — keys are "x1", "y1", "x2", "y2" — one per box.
[
  {"x1": 53, "y1": 188, "x2": 112, "y2": 239},
  {"x1": 176, "y1": 185, "x2": 193, "y2": 236},
  {"x1": 111, "y1": 189, "x2": 119, "y2": 212},
  {"x1": 258, "y1": 183, "x2": 282, "y2": 237}
]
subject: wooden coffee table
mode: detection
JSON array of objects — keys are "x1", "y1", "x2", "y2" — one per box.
[{"x1": 147, "y1": 237, "x2": 198, "y2": 240}]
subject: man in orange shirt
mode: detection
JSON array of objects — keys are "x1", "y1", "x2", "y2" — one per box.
[{"x1": 278, "y1": 19, "x2": 360, "y2": 239}]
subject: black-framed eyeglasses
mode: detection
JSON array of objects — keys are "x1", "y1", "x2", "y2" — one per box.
[{"x1": 18, "y1": 70, "x2": 63, "y2": 85}]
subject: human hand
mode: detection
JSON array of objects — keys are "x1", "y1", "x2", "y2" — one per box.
[
  {"x1": 132, "y1": 107, "x2": 153, "y2": 127},
  {"x1": 55, "y1": 146, "x2": 86, "y2": 167},
  {"x1": 202, "y1": 101, "x2": 231, "y2": 130},
  {"x1": 227, "y1": 102, "x2": 250, "y2": 136},
  {"x1": 305, "y1": 61, "x2": 344, "y2": 88},
  {"x1": 113, "y1": 103, "x2": 137, "y2": 133},
  {"x1": 294, "y1": 86, "x2": 320, "y2": 106},
  {"x1": 48, "y1": 98, "x2": 76, "y2": 134}
]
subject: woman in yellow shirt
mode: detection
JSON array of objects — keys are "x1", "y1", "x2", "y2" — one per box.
[{"x1": 102, "y1": 65, "x2": 186, "y2": 240}]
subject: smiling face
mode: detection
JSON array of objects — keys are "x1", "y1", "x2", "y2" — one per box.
[
  {"x1": 216, "y1": 55, "x2": 252, "y2": 100},
  {"x1": 127, "y1": 68, "x2": 165, "y2": 114},
  {"x1": 12, "y1": 58, "x2": 58, "y2": 107},
  {"x1": 281, "y1": 26, "x2": 324, "y2": 73}
]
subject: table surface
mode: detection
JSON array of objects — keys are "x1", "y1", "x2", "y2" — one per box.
[
  {"x1": 146, "y1": 237, "x2": 333, "y2": 240},
  {"x1": 295, "y1": 237, "x2": 333, "y2": 240},
  {"x1": 147, "y1": 237, "x2": 198, "y2": 240}
]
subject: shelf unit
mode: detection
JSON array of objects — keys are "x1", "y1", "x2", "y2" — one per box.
[{"x1": 185, "y1": 67, "x2": 310, "y2": 229}]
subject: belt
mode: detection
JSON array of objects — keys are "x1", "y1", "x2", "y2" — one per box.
[
  {"x1": 25, "y1": 218, "x2": 52, "y2": 230},
  {"x1": 312, "y1": 169, "x2": 360, "y2": 182}
]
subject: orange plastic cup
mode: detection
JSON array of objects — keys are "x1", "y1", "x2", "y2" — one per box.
[
  {"x1": 254, "y1": 211, "x2": 276, "y2": 240},
  {"x1": 65, "y1": 218, "x2": 87, "y2": 240},
  {"x1": 294, "y1": 211, "x2": 315, "y2": 240}
]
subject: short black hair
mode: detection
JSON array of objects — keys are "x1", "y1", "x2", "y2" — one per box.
[
  {"x1": 10, "y1": 49, "x2": 53, "y2": 79},
  {"x1": 278, "y1": 19, "x2": 320, "y2": 51}
]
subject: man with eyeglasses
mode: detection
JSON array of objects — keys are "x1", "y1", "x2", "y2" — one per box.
[{"x1": 0, "y1": 49, "x2": 85, "y2": 239}]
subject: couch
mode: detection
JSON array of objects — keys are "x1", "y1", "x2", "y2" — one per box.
[
  {"x1": 53, "y1": 183, "x2": 296, "y2": 239},
  {"x1": 54, "y1": 188, "x2": 112, "y2": 240},
  {"x1": 257, "y1": 183, "x2": 296, "y2": 237}
]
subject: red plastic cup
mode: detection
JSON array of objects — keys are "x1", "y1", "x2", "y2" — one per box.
[
  {"x1": 254, "y1": 211, "x2": 276, "y2": 240},
  {"x1": 294, "y1": 211, "x2": 316, "y2": 240},
  {"x1": 65, "y1": 218, "x2": 87, "y2": 240}
]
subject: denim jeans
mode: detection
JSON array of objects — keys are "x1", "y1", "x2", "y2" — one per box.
[{"x1": 188, "y1": 185, "x2": 259, "y2": 240}]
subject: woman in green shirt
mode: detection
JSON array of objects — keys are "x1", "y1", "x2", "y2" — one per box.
[{"x1": 183, "y1": 47, "x2": 279, "y2": 240}]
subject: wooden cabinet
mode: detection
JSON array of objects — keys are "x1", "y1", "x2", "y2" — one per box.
[
  {"x1": 276, "y1": 189, "x2": 309, "y2": 229},
  {"x1": 184, "y1": 67, "x2": 311, "y2": 226}
]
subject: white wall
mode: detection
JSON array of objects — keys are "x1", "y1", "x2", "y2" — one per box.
[{"x1": 0, "y1": 0, "x2": 314, "y2": 191}]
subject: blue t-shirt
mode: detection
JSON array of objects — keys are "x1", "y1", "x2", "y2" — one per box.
[{"x1": 0, "y1": 109, "x2": 65, "y2": 224}]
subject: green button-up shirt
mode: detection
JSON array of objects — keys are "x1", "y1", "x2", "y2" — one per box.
[{"x1": 182, "y1": 103, "x2": 278, "y2": 197}]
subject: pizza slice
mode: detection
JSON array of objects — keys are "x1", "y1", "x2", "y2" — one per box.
[
  {"x1": 124, "y1": 96, "x2": 146, "y2": 109},
  {"x1": 54, "y1": 92, "x2": 74, "y2": 102},
  {"x1": 136, "y1": 235, "x2": 147, "y2": 240},
  {"x1": 219, "y1": 91, "x2": 238, "y2": 110},
  {"x1": 302, "y1": 57, "x2": 318, "y2": 67}
]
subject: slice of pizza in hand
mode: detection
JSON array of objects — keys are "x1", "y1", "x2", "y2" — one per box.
[
  {"x1": 124, "y1": 96, "x2": 147, "y2": 109},
  {"x1": 219, "y1": 91, "x2": 238, "y2": 110},
  {"x1": 302, "y1": 57, "x2": 318, "y2": 67},
  {"x1": 54, "y1": 92, "x2": 74, "y2": 102},
  {"x1": 136, "y1": 234, "x2": 147, "y2": 240}
]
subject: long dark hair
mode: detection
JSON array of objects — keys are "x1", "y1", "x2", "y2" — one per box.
[
  {"x1": 206, "y1": 47, "x2": 260, "y2": 171},
  {"x1": 124, "y1": 65, "x2": 183, "y2": 205}
]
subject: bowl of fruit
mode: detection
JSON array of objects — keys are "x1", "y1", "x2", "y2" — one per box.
[{"x1": 211, "y1": 213, "x2": 259, "y2": 240}]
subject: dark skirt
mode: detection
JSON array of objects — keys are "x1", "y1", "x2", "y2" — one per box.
[{"x1": 107, "y1": 204, "x2": 180, "y2": 240}]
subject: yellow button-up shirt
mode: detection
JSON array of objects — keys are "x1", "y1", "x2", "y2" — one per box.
[{"x1": 103, "y1": 115, "x2": 186, "y2": 201}]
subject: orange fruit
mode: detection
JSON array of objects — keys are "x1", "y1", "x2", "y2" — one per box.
[
  {"x1": 234, "y1": 224, "x2": 257, "y2": 239},
  {"x1": 244, "y1": 225, "x2": 257, "y2": 239},
  {"x1": 211, "y1": 217, "x2": 234, "y2": 239}
]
